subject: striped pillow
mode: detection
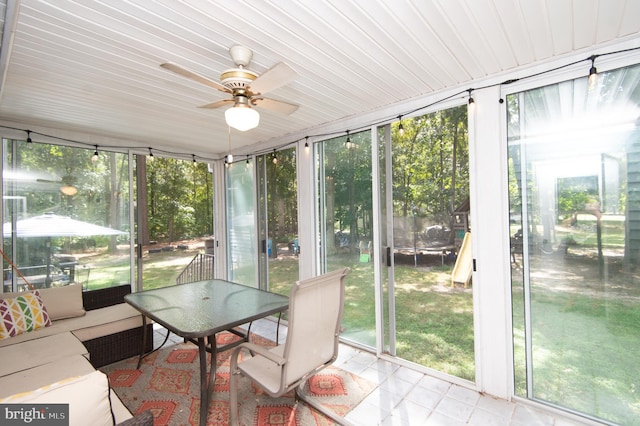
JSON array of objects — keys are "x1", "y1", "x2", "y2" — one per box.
[{"x1": 0, "y1": 290, "x2": 52, "y2": 340}]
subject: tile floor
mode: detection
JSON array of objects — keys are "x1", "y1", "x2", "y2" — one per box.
[{"x1": 151, "y1": 320, "x2": 599, "y2": 426}]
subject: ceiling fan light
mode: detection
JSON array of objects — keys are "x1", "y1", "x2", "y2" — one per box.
[
  {"x1": 225, "y1": 104, "x2": 260, "y2": 131},
  {"x1": 60, "y1": 185, "x2": 78, "y2": 196}
]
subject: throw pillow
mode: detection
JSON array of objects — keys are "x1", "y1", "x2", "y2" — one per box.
[
  {"x1": 0, "y1": 290, "x2": 52, "y2": 339},
  {"x1": 39, "y1": 284, "x2": 86, "y2": 320}
]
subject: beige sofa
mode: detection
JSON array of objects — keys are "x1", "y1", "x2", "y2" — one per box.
[{"x1": 0, "y1": 284, "x2": 153, "y2": 426}]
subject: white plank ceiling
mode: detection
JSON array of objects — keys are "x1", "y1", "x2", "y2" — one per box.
[{"x1": 0, "y1": 0, "x2": 639, "y2": 159}]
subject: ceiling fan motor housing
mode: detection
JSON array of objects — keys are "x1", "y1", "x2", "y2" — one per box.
[
  {"x1": 220, "y1": 68, "x2": 258, "y2": 91},
  {"x1": 221, "y1": 45, "x2": 258, "y2": 91}
]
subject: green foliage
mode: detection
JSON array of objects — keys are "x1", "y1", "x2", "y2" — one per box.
[
  {"x1": 317, "y1": 105, "x2": 469, "y2": 253},
  {"x1": 265, "y1": 148, "x2": 298, "y2": 242},
  {"x1": 391, "y1": 106, "x2": 469, "y2": 223},
  {"x1": 556, "y1": 176, "x2": 599, "y2": 217},
  {"x1": 5, "y1": 141, "x2": 129, "y2": 236},
  {"x1": 146, "y1": 159, "x2": 213, "y2": 242},
  {"x1": 323, "y1": 131, "x2": 374, "y2": 245},
  {"x1": 7, "y1": 142, "x2": 127, "y2": 224}
]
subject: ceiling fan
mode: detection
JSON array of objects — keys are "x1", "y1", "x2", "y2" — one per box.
[{"x1": 161, "y1": 45, "x2": 299, "y2": 131}]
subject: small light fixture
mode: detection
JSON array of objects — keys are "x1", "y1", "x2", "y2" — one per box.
[
  {"x1": 588, "y1": 55, "x2": 598, "y2": 91},
  {"x1": 192, "y1": 154, "x2": 197, "y2": 165},
  {"x1": 271, "y1": 149, "x2": 278, "y2": 164},
  {"x1": 225, "y1": 95, "x2": 260, "y2": 131},
  {"x1": 304, "y1": 136, "x2": 309, "y2": 151},
  {"x1": 225, "y1": 125, "x2": 235, "y2": 165},
  {"x1": 467, "y1": 89, "x2": 475, "y2": 105},
  {"x1": 398, "y1": 116, "x2": 405, "y2": 136},
  {"x1": 148, "y1": 147, "x2": 154, "y2": 162},
  {"x1": 92, "y1": 145, "x2": 99, "y2": 162},
  {"x1": 246, "y1": 155, "x2": 251, "y2": 168},
  {"x1": 26, "y1": 130, "x2": 32, "y2": 143},
  {"x1": 345, "y1": 130, "x2": 353, "y2": 149}
]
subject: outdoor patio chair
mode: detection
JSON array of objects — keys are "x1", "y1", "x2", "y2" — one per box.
[{"x1": 229, "y1": 267, "x2": 351, "y2": 426}]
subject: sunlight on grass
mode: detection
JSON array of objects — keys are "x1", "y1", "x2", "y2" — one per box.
[
  {"x1": 81, "y1": 248, "x2": 201, "y2": 290},
  {"x1": 513, "y1": 282, "x2": 640, "y2": 424}
]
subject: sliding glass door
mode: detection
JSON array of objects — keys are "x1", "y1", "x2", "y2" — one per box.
[
  {"x1": 509, "y1": 63, "x2": 640, "y2": 423},
  {"x1": 226, "y1": 159, "x2": 258, "y2": 286},
  {"x1": 377, "y1": 106, "x2": 474, "y2": 380},
  {"x1": 316, "y1": 131, "x2": 376, "y2": 347},
  {"x1": 314, "y1": 116, "x2": 474, "y2": 384},
  {"x1": 255, "y1": 148, "x2": 299, "y2": 294}
]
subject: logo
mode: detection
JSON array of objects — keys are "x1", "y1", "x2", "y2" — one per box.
[{"x1": 1, "y1": 404, "x2": 68, "y2": 425}]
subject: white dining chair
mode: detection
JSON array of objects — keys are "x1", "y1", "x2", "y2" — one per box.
[{"x1": 229, "y1": 267, "x2": 351, "y2": 426}]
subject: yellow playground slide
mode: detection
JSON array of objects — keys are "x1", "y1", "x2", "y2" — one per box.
[{"x1": 452, "y1": 231, "x2": 472, "y2": 287}]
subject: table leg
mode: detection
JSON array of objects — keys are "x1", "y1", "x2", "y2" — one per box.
[
  {"x1": 197, "y1": 337, "x2": 208, "y2": 426},
  {"x1": 207, "y1": 334, "x2": 218, "y2": 403},
  {"x1": 136, "y1": 315, "x2": 147, "y2": 369}
]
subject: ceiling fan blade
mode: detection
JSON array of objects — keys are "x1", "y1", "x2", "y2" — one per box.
[
  {"x1": 160, "y1": 62, "x2": 231, "y2": 93},
  {"x1": 249, "y1": 62, "x2": 297, "y2": 95},
  {"x1": 252, "y1": 97, "x2": 299, "y2": 115},
  {"x1": 198, "y1": 99, "x2": 234, "y2": 109}
]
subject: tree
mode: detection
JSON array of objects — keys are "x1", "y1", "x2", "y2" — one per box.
[
  {"x1": 266, "y1": 148, "x2": 297, "y2": 242},
  {"x1": 392, "y1": 105, "x2": 469, "y2": 228},
  {"x1": 322, "y1": 131, "x2": 373, "y2": 252}
]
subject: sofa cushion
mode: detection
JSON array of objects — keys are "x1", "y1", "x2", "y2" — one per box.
[
  {"x1": 39, "y1": 284, "x2": 86, "y2": 320},
  {"x1": 71, "y1": 303, "x2": 145, "y2": 342},
  {"x1": 111, "y1": 390, "x2": 135, "y2": 424},
  {"x1": 0, "y1": 354, "x2": 95, "y2": 398},
  {"x1": 0, "y1": 290, "x2": 51, "y2": 339},
  {"x1": 0, "y1": 303, "x2": 145, "y2": 348},
  {"x1": 0, "y1": 331, "x2": 88, "y2": 377},
  {"x1": 0, "y1": 370, "x2": 115, "y2": 426}
]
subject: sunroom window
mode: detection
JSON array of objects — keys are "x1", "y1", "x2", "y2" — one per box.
[{"x1": 509, "y1": 63, "x2": 640, "y2": 424}]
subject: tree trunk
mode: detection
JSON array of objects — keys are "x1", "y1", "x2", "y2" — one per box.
[
  {"x1": 136, "y1": 155, "x2": 150, "y2": 245},
  {"x1": 326, "y1": 152, "x2": 336, "y2": 253},
  {"x1": 108, "y1": 153, "x2": 119, "y2": 253}
]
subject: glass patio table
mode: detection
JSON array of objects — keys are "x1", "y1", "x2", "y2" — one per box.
[{"x1": 124, "y1": 279, "x2": 289, "y2": 426}]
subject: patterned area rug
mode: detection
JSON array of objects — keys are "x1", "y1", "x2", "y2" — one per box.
[{"x1": 101, "y1": 333, "x2": 376, "y2": 425}]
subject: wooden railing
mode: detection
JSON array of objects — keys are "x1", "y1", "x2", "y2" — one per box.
[{"x1": 175, "y1": 253, "x2": 215, "y2": 285}]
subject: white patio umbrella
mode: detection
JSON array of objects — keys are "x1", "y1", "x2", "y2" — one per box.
[{"x1": 3, "y1": 213, "x2": 126, "y2": 286}]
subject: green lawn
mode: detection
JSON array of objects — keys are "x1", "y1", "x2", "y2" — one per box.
[
  {"x1": 269, "y1": 253, "x2": 475, "y2": 381},
  {"x1": 513, "y1": 286, "x2": 640, "y2": 425}
]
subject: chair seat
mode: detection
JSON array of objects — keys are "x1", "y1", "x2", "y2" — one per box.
[{"x1": 238, "y1": 345, "x2": 285, "y2": 395}]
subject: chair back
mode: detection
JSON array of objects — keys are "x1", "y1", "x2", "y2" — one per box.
[{"x1": 282, "y1": 267, "x2": 349, "y2": 387}]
